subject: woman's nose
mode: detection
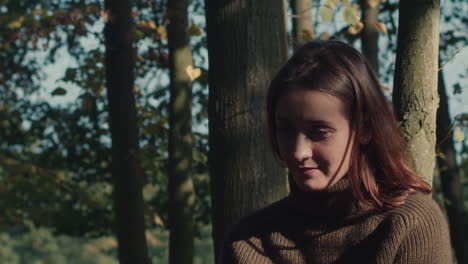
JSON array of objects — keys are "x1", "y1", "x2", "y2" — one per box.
[{"x1": 293, "y1": 134, "x2": 313, "y2": 163}]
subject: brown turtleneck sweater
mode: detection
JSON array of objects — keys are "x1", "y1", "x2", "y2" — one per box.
[{"x1": 223, "y1": 178, "x2": 452, "y2": 264}]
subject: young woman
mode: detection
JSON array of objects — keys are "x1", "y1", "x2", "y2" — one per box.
[{"x1": 222, "y1": 41, "x2": 452, "y2": 263}]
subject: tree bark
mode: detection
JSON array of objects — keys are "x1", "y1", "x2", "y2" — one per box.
[
  {"x1": 167, "y1": 0, "x2": 196, "y2": 263},
  {"x1": 104, "y1": 0, "x2": 151, "y2": 263},
  {"x1": 436, "y1": 68, "x2": 468, "y2": 264},
  {"x1": 205, "y1": 1, "x2": 289, "y2": 262},
  {"x1": 359, "y1": 0, "x2": 380, "y2": 73},
  {"x1": 392, "y1": 0, "x2": 440, "y2": 184},
  {"x1": 291, "y1": 0, "x2": 314, "y2": 49}
]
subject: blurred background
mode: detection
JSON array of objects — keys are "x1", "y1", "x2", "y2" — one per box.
[{"x1": 0, "y1": 0, "x2": 466, "y2": 263}]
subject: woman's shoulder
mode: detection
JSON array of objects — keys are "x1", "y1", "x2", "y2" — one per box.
[
  {"x1": 376, "y1": 191, "x2": 451, "y2": 246},
  {"x1": 383, "y1": 191, "x2": 447, "y2": 225},
  {"x1": 377, "y1": 192, "x2": 453, "y2": 263}
]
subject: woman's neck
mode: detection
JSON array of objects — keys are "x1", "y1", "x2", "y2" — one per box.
[{"x1": 287, "y1": 176, "x2": 363, "y2": 219}]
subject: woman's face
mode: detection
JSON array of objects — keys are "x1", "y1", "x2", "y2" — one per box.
[{"x1": 275, "y1": 86, "x2": 354, "y2": 191}]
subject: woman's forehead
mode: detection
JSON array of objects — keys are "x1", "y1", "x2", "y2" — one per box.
[{"x1": 274, "y1": 87, "x2": 349, "y2": 124}]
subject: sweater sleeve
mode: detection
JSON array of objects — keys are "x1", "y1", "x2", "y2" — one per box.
[{"x1": 393, "y1": 194, "x2": 453, "y2": 264}]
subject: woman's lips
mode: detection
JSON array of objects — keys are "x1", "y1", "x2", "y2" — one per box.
[{"x1": 297, "y1": 167, "x2": 319, "y2": 177}]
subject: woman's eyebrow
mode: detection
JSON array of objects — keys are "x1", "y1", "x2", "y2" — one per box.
[
  {"x1": 304, "y1": 120, "x2": 332, "y2": 126},
  {"x1": 275, "y1": 118, "x2": 333, "y2": 127}
]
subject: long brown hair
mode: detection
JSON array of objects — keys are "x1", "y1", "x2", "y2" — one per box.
[{"x1": 267, "y1": 40, "x2": 431, "y2": 209}]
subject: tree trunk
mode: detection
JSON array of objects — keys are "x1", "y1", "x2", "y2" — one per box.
[
  {"x1": 436, "y1": 67, "x2": 468, "y2": 264},
  {"x1": 392, "y1": 0, "x2": 440, "y2": 184},
  {"x1": 167, "y1": 0, "x2": 196, "y2": 263},
  {"x1": 104, "y1": 0, "x2": 151, "y2": 263},
  {"x1": 359, "y1": 0, "x2": 380, "y2": 73},
  {"x1": 291, "y1": 0, "x2": 314, "y2": 49},
  {"x1": 205, "y1": 0, "x2": 289, "y2": 262}
]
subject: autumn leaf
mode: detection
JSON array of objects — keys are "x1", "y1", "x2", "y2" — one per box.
[
  {"x1": 137, "y1": 20, "x2": 157, "y2": 30},
  {"x1": 320, "y1": 7, "x2": 334, "y2": 23},
  {"x1": 136, "y1": 20, "x2": 146, "y2": 27},
  {"x1": 146, "y1": 231, "x2": 163, "y2": 246},
  {"x1": 347, "y1": 21, "x2": 364, "y2": 35},
  {"x1": 70, "y1": 9, "x2": 81, "y2": 22},
  {"x1": 133, "y1": 85, "x2": 143, "y2": 97},
  {"x1": 91, "y1": 85, "x2": 105, "y2": 96},
  {"x1": 157, "y1": 25, "x2": 167, "y2": 40},
  {"x1": 187, "y1": 24, "x2": 203, "y2": 36},
  {"x1": 320, "y1": 32, "x2": 330, "y2": 40},
  {"x1": 147, "y1": 21, "x2": 157, "y2": 30},
  {"x1": 101, "y1": 9, "x2": 111, "y2": 23},
  {"x1": 7, "y1": 16, "x2": 25, "y2": 29},
  {"x1": 186, "y1": 65, "x2": 202, "y2": 81},
  {"x1": 0, "y1": 43, "x2": 11, "y2": 50},
  {"x1": 343, "y1": 6, "x2": 360, "y2": 26},
  {"x1": 134, "y1": 29, "x2": 144, "y2": 40},
  {"x1": 154, "y1": 214, "x2": 165, "y2": 227},
  {"x1": 454, "y1": 129, "x2": 465, "y2": 142},
  {"x1": 301, "y1": 29, "x2": 315, "y2": 41},
  {"x1": 32, "y1": 9, "x2": 43, "y2": 16},
  {"x1": 325, "y1": 0, "x2": 336, "y2": 9},
  {"x1": 84, "y1": 244, "x2": 98, "y2": 253},
  {"x1": 374, "y1": 22, "x2": 388, "y2": 34},
  {"x1": 380, "y1": 83, "x2": 390, "y2": 91}
]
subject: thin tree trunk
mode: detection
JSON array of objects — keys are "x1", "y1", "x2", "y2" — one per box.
[
  {"x1": 167, "y1": 0, "x2": 196, "y2": 263},
  {"x1": 392, "y1": 0, "x2": 441, "y2": 184},
  {"x1": 436, "y1": 67, "x2": 468, "y2": 264},
  {"x1": 359, "y1": 0, "x2": 380, "y2": 73},
  {"x1": 205, "y1": 0, "x2": 289, "y2": 262},
  {"x1": 291, "y1": 0, "x2": 314, "y2": 49},
  {"x1": 104, "y1": 0, "x2": 151, "y2": 263}
]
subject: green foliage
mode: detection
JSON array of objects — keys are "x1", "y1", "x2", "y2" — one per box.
[
  {"x1": 342, "y1": 5, "x2": 359, "y2": 26},
  {"x1": 0, "y1": 225, "x2": 214, "y2": 264},
  {"x1": 318, "y1": 0, "x2": 360, "y2": 27},
  {"x1": 319, "y1": 7, "x2": 334, "y2": 23},
  {"x1": 0, "y1": 0, "x2": 210, "y2": 239}
]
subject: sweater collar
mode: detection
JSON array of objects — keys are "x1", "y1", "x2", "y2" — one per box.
[{"x1": 286, "y1": 175, "x2": 360, "y2": 219}]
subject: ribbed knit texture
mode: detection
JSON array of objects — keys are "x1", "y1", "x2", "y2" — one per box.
[{"x1": 223, "y1": 177, "x2": 452, "y2": 264}]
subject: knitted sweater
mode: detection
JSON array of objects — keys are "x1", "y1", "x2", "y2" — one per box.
[{"x1": 223, "y1": 178, "x2": 452, "y2": 264}]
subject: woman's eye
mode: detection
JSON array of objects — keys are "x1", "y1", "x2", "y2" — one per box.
[{"x1": 306, "y1": 128, "x2": 332, "y2": 140}]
